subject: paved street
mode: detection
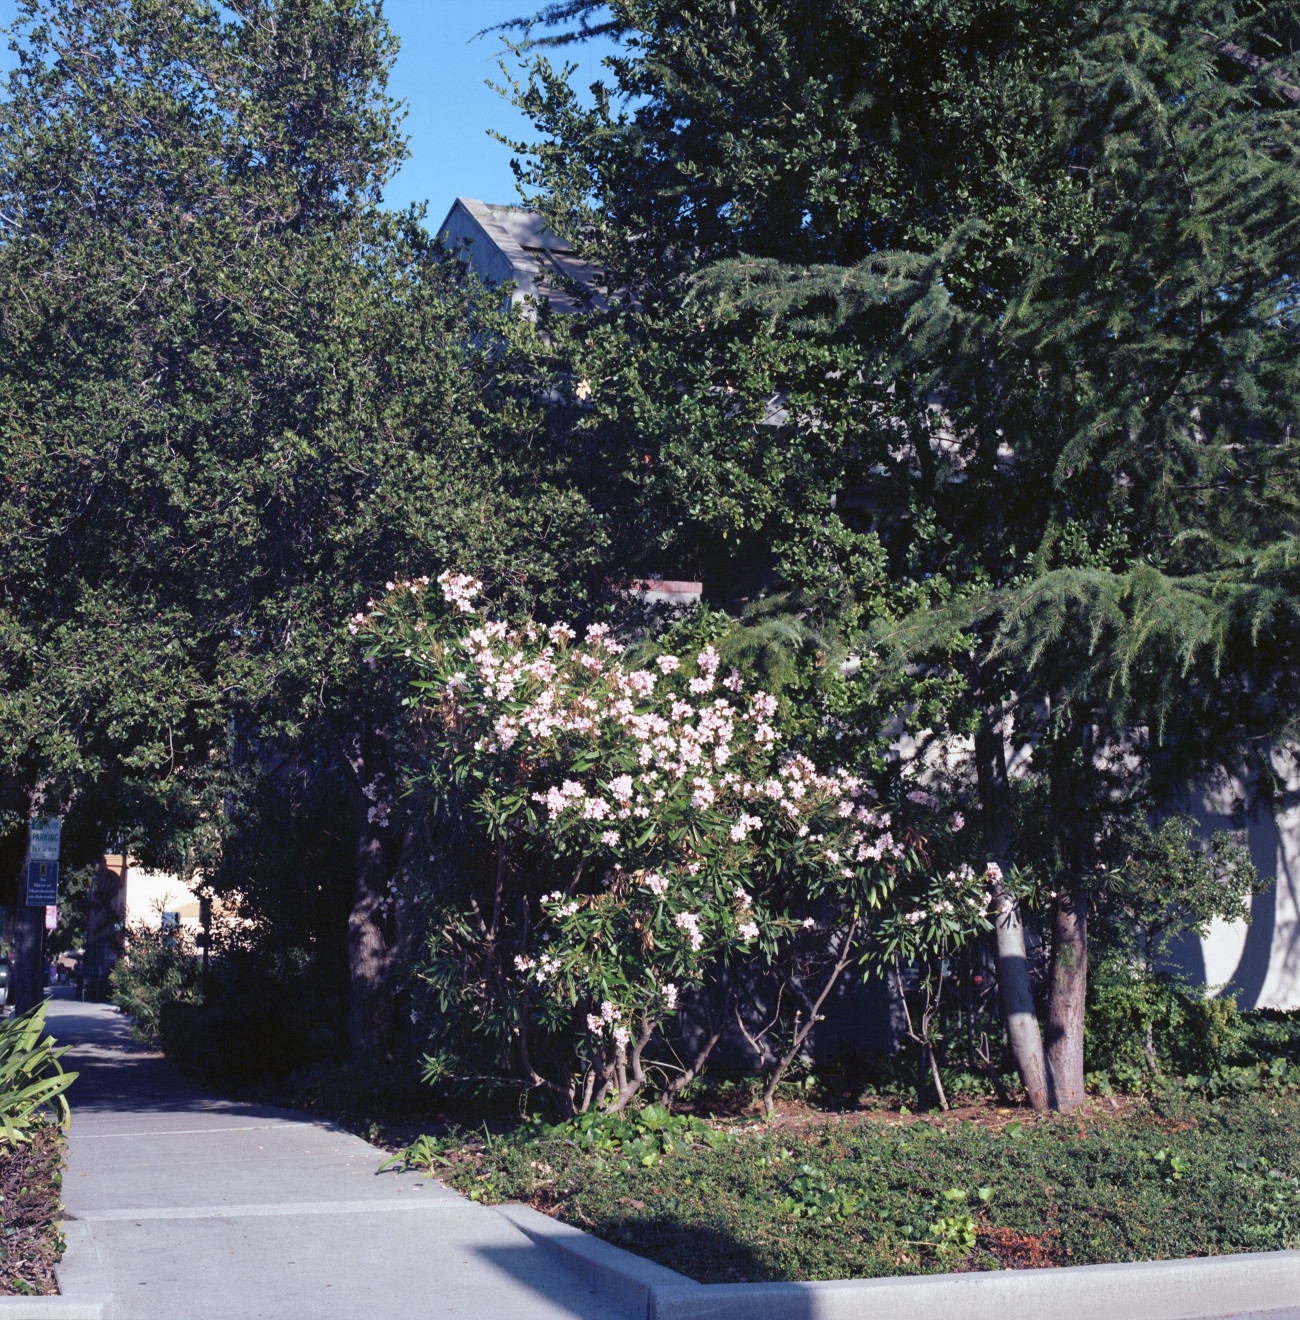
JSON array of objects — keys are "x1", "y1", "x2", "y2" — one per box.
[{"x1": 45, "y1": 996, "x2": 626, "y2": 1320}]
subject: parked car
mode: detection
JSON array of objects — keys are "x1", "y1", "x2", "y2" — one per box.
[{"x1": 0, "y1": 954, "x2": 11, "y2": 1008}]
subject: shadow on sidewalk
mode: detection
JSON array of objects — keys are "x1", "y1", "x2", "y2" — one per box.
[{"x1": 44, "y1": 994, "x2": 314, "y2": 1125}]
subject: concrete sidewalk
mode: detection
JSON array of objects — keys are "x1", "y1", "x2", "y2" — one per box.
[{"x1": 45, "y1": 996, "x2": 626, "y2": 1320}]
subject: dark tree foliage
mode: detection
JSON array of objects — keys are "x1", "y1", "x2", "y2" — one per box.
[{"x1": 0, "y1": 0, "x2": 604, "y2": 1046}]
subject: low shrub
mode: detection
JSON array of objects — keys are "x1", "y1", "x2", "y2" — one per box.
[
  {"x1": 110, "y1": 923, "x2": 203, "y2": 1044},
  {"x1": 1085, "y1": 960, "x2": 1251, "y2": 1083},
  {"x1": 0, "y1": 1004, "x2": 75, "y2": 1148}
]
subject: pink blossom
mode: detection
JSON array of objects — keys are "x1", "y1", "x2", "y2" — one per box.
[
  {"x1": 674, "y1": 912, "x2": 704, "y2": 951},
  {"x1": 750, "y1": 691, "x2": 778, "y2": 719}
]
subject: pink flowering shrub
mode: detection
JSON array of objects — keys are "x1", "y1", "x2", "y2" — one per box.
[{"x1": 362, "y1": 571, "x2": 985, "y2": 1113}]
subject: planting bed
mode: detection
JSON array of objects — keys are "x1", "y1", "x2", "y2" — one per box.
[
  {"x1": 0, "y1": 1123, "x2": 65, "y2": 1296},
  {"x1": 387, "y1": 1090, "x2": 1300, "y2": 1284}
]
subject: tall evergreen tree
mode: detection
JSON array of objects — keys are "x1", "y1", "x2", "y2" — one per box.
[{"x1": 505, "y1": 0, "x2": 1300, "y2": 1107}]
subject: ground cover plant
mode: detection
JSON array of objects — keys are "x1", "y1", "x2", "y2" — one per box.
[
  {"x1": 381, "y1": 1088, "x2": 1300, "y2": 1283},
  {"x1": 0, "y1": 1122, "x2": 65, "y2": 1296}
]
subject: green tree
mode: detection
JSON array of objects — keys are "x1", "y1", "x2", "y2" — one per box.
[{"x1": 0, "y1": 0, "x2": 605, "y2": 1050}]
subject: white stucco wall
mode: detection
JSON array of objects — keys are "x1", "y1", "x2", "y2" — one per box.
[
  {"x1": 124, "y1": 869, "x2": 204, "y2": 933},
  {"x1": 1183, "y1": 751, "x2": 1300, "y2": 1009}
]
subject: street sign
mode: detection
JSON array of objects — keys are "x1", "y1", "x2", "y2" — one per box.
[
  {"x1": 45, "y1": 906, "x2": 57, "y2": 931},
  {"x1": 26, "y1": 860, "x2": 58, "y2": 906},
  {"x1": 29, "y1": 817, "x2": 61, "y2": 862}
]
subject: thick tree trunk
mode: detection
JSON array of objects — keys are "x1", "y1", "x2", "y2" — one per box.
[
  {"x1": 336, "y1": 732, "x2": 408, "y2": 1070},
  {"x1": 1043, "y1": 724, "x2": 1094, "y2": 1112},
  {"x1": 974, "y1": 723, "x2": 1049, "y2": 1110},
  {"x1": 346, "y1": 819, "x2": 404, "y2": 1069},
  {"x1": 1045, "y1": 892, "x2": 1088, "y2": 1111},
  {"x1": 12, "y1": 896, "x2": 45, "y2": 1015}
]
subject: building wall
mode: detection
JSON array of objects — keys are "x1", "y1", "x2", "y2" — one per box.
[
  {"x1": 123, "y1": 867, "x2": 204, "y2": 934},
  {"x1": 1167, "y1": 751, "x2": 1300, "y2": 1009}
]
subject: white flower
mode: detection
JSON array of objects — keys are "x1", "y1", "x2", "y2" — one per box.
[
  {"x1": 950, "y1": 812, "x2": 965, "y2": 832},
  {"x1": 661, "y1": 983, "x2": 678, "y2": 1009},
  {"x1": 674, "y1": 912, "x2": 704, "y2": 951},
  {"x1": 600, "y1": 830, "x2": 620, "y2": 847},
  {"x1": 738, "y1": 921, "x2": 759, "y2": 941},
  {"x1": 656, "y1": 655, "x2": 681, "y2": 673}
]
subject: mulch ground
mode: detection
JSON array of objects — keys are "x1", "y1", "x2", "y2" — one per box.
[{"x1": 0, "y1": 1124, "x2": 65, "y2": 1296}]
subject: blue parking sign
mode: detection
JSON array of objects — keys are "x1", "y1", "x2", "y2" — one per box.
[{"x1": 26, "y1": 860, "x2": 58, "y2": 906}]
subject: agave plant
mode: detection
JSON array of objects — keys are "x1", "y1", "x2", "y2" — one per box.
[{"x1": 0, "y1": 1002, "x2": 77, "y2": 1147}]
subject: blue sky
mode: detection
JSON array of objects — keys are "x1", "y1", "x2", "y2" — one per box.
[
  {"x1": 0, "y1": 1, "x2": 622, "y2": 225},
  {"x1": 379, "y1": 1, "x2": 622, "y2": 224}
]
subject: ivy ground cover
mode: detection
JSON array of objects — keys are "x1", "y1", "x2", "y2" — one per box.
[{"x1": 388, "y1": 1092, "x2": 1300, "y2": 1283}]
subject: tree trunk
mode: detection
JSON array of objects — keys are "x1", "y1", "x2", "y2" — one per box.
[
  {"x1": 1043, "y1": 724, "x2": 1094, "y2": 1112},
  {"x1": 974, "y1": 723, "x2": 1049, "y2": 1110},
  {"x1": 346, "y1": 819, "x2": 404, "y2": 1069},
  {"x1": 12, "y1": 895, "x2": 45, "y2": 1015},
  {"x1": 1045, "y1": 891, "x2": 1088, "y2": 1111},
  {"x1": 336, "y1": 732, "x2": 408, "y2": 1070}
]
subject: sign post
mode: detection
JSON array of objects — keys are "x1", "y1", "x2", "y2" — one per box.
[
  {"x1": 25, "y1": 859, "x2": 59, "y2": 906},
  {"x1": 14, "y1": 817, "x2": 61, "y2": 1012}
]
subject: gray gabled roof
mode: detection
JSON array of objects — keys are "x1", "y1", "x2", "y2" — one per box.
[{"x1": 436, "y1": 197, "x2": 603, "y2": 314}]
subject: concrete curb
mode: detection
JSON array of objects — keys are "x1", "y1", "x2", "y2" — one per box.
[
  {"x1": 495, "y1": 1203, "x2": 697, "y2": 1317},
  {"x1": 0, "y1": 1298, "x2": 109, "y2": 1319},
  {"x1": 497, "y1": 1203, "x2": 1300, "y2": 1320},
  {"x1": 35, "y1": 1218, "x2": 113, "y2": 1320}
]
